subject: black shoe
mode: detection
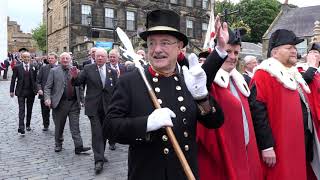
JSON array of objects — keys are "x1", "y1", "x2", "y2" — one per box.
[
  {"x1": 26, "y1": 127, "x2": 31, "y2": 131},
  {"x1": 75, "y1": 146, "x2": 91, "y2": 154},
  {"x1": 103, "y1": 157, "x2": 108, "y2": 162},
  {"x1": 94, "y1": 161, "x2": 104, "y2": 174},
  {"x1": 42, "y1": 127, "x2": 48, "y2": 131},
  {"x1": 18, "y1": 128, "x2": 25, "y2": 135},
  {"x1": 109, "y1": 144, "x2": 116, "y2": 151},
  {"x1": 54, "y1": 145, "x2": 62, "y2": 152}
]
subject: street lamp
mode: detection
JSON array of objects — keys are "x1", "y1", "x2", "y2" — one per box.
[
  {"x1": 113, "y1": 18, "x2": 118, "y2": 48},
  {"x1": 87, "y1": 12, "x2": 92, "y2": 41}
]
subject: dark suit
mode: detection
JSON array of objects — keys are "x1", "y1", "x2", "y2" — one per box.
[
  {"x1": 72, "y1": 63, "x2": 117, "y2": 163},
  {"x1": 82, "y1": 59, "x2": 94, "y2": 69},
  {"x1": 44, "y1": 65, "x2": 85, "y2": 148},
  {"x1": 108, "y1": 63, "x2": 127, "y2": 77},
  {"x1": 36, "y1": 64, "x2": 55, "y2": 128},
  {"x1": 10, "y1": 63, "x2": 37, "y2": 130},
  {"x1": 106, "y1": 67, "x2": 224, "y2": 180}
]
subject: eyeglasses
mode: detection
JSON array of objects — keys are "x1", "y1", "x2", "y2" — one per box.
[{"x1": 147, "y1": 40, "x2": 178, "y2": 49}]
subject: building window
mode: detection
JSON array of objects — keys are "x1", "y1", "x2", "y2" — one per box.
[
  {"x1": 202, "y1": 0, "x2": 208, "y2": 9},
  {"x1": 49, "y1": 15, "x2": 52, "y2": 33},
  {"x1": 186, "y1": 0, "x2": 194, "y2": 7},
  {"x1": 186, "y1": 20, "x2": 193, "y2": 37},
  {"x1": 81, "y1": 5, "x2": 91, "y2": 25},
  {"x1": 105, "y1": 8, "x2": 114, "y2": 29},
  {"x1": 202, "y1": 22, "x2": 208, "y2": 40},
  {"x1": 126, "y1": 11, "x2": 135, "y2": 31},
  {"x1": 170, "y1": 0, "x2": 178, "y2": 4},
  {"x1": 63, "y1": 6, "x2": 68, "y2": 26}
]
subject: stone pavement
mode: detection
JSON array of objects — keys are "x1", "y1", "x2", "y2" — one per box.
[{"x1": 0, "y1": 72, "x2": 128, "y2": 180}]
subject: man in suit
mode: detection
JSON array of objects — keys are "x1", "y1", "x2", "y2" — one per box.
[
  {"x1": 10, "y1": 52, "x2": 38, "y2": 134},
  {"x1": 82, "y1": 47, "x2": 97, "y2": 68},
  {"x1": 242, "y1": 55, "x2": 258, "y2": 85},
  {"x1": 37, "y1": 52, "x2": 59, "y2": 131},
  {"x1": 70, "y1": 48, "x2": 117, "y2": 174},
  {"x1": 108, "y1": 49, "x2": 127, "y2": 78},
  {"x1": 44, "y1": 52, "x2": 91, "y2": 154}
]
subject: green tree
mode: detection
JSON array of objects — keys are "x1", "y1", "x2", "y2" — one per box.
[
  {"x1": 32, "y1": 24, "x2": 46, "y2": 52},
  {"x1": 238, "y1": 0, "x2": 281, "y2": 42}
]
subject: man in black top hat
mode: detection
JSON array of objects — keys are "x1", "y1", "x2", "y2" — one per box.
[
  {"x1": 105, "y1": 9, "x2": 224, "y2": 180},
  {"x1": 248, "y1": 29, "x2": 311, "y2": 179}
]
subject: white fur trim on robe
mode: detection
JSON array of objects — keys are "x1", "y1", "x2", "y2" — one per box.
[
  {"x1": 214, "y1": 68, "x2": 250, "y2": 97},
  {"x1": 255, "y1": 58, "x2": 310, "y2": 93}
]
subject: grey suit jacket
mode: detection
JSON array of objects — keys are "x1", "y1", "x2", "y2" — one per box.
[
  {"x1": 72, "y1": 64, "x2": 117, "y2": 116},
  {"x1": 44, "y1": 65, "x2": 83, "y2": 109},
  {"x1": 36, "y1": 64, "x2": 52, "y2": 99}
]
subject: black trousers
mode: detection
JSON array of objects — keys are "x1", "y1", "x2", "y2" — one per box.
[
  {"x1": 17, "y1": 95, "x2": 35, "y2": 130},
  {"x1": 3, "y1": 68, "x2": 8, "y2": 79},
  {"x1": 89, "y1": 108, "x2": 114, "y2": 163},
  {"x1": 40, "y1": 99, "x2": 51, "y2": 128}
]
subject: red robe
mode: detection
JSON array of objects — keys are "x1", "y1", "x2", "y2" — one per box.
[
  {"x1": 197, "y1": 75, "x2": 263, "y2": 180},
  {"x1": 307, "y1": 72, "x2": 320, "y2": 137},
  {"x1": 252, "y1": 70, "x2": 306, "y2": 180}
]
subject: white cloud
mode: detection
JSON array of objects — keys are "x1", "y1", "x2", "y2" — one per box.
[{"x1": 8, "y1": 0, "x2": 43, "y2": 33}]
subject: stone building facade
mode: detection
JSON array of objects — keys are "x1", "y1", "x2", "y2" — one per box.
[
  {"x1": 263, "y1": 4, "x2": 320, "y2": 58},
  {"x1": 7, "y1": 17, "x2": 37, "y2": 53},
  {"x1": 44, "y1": 0, "x2": 211, "y2": 63}
]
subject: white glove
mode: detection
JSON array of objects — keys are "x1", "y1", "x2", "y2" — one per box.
[
  {"x1": 182, "y1": 53, "x2": 208, "y2": 100},
  {"x1": 147, "y1": 108, "x2": 175, "y2": 132}
]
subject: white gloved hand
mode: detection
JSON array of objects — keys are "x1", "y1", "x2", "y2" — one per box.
[
  {"x1": 147, "y1": 108, "x2": 175, "y2": 132},
  {"x1": 182, "y1": 53, "x2": 208, "y2": 100}
]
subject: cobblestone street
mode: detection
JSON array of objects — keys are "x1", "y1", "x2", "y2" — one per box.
[{"x1": 0, "y1": 73, "x2": 128, "y2": 180}]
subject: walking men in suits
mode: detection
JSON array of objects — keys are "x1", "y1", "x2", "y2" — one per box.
[
  {"x1": 108, "y1": 49, "x2": 126, "y2": 78},
  {"x1": 10, "y1": 52, "x2": 38, "y2": 134},
  {"x1": 36, "y1": 52, "x2": 58, "y2": 131},
  {"x1": 71, "y1": 48, "x2": 118, "y2": 174},
  {"x1": 83, "y1": 47, "x2": 97, "y2": 68},
  {"x1": 44, "y1": 52, "x2": 91, "y2": 154}
]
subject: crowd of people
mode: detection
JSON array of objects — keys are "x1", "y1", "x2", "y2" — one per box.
[{"x1": 8, "y1": 9, "x2": 320, "y2": 180}]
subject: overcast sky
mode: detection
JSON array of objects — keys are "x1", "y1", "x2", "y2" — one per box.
[{"x1": 5, "y1": 0, "x2": 320, "y2": 33}]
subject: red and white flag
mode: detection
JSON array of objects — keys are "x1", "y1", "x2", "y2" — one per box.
[{"x1": 203, "y1": 1, "x2": 215, "y2": 52}]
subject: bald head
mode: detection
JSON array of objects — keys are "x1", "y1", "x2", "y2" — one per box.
[
  {"x1": 21, "y1": 52, "x2": 31, "y2": 64},
  {"x1": 90, "y1": 47, "x2": 98, "y2": 60},
  {"x1": 95, "y1": 48, "x2": 108, "y2": 67},
  {"x1": 109, "y1": 49, "x2": 120, "y2": 66},
  {"x1": 60, "y1": 52, "x2": 72, "y2": 67}
]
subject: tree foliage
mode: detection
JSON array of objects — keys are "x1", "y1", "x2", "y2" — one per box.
[
  {"x1": 32, "y1": 24, "x2": 46, "y2": 52},
  {"x1": 214, "y1": 0, "x2": 281, "y2": 43}
]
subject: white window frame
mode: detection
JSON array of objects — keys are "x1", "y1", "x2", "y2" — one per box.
[
  {"x1": 186, "y1": 19, "x2": 194, "y2": 37},
  {"x1": 105, "y1": 8, "x2": 114, "y2": 28},
  {"x1": 126, "y1": 11, "x2": 135, "y2": 31},
  {"x1": 81, "y1": 5, "x2": 91, "y2": 25}
]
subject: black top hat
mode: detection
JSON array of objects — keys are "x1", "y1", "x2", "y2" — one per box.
[
  {"x1": 214, "y1": 27, "x2": 246, "y2": 46},
  {"x1": 198, "y1": 51, "x2": 210, "y2": 59},
  {"x1": 309, "y1": 42, "x2": 320, "y2": 52},
  {"x1": 267, "y1": 29, "x2": 303, "y2": 57},
  {"x1": 228, "y1": 28, "x2": 246, "y2": 45},
  {"x1": 139, "y1": 9, "x2": 188, "y2": 47},
  {"x1": 18, "y1": 48, "x2": 29, "y2": 52}
]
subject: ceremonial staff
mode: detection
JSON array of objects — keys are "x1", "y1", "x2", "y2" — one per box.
[{"x1": 116, "y1": 27, "x2": 196, "y2": 180}]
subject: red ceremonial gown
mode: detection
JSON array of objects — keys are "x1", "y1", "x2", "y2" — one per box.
[
  {"x1": 307, "y1": 72, "x2": 320, "y2": 137},
  {"x1": 251, "y1": 58, "x2": 307, "y2": 180},
  {"x1": 197, "y1": 69, "x2": 263, "y2": 180}
]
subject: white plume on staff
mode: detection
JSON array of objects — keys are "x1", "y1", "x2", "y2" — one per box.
[{"x1": 203, "y1": 0, "x2": 216, "y2": 51}]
